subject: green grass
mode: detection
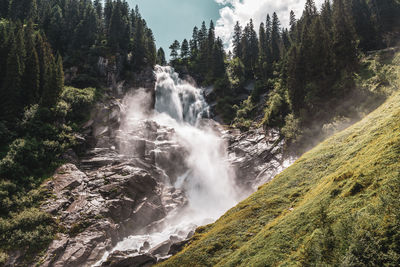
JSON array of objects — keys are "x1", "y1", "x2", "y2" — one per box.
[{"x1": 160, "y1": 90, "x2": 400, "y2": 266}]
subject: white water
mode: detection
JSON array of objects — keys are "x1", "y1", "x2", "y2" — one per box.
[{"x1": 95, "y1": 66, "x2": 240, "y2": 265}]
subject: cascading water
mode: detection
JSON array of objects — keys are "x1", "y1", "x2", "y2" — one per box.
[
  {"x1": 95, "y1": 66, "x2": 240, "y2": 265},
  {"x1": 152, "y1": 65, "x2": 239, "y2": 217}
]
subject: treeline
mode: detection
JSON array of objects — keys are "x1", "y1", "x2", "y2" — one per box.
[
  {"x1": 168, "y1": 0, "x2": 400, "y2": 144},
  {"x1": 166, "y1": 20, "x2": 227, "y2": 85},
  {"x1": 0, "y1": 0, "x2": 157, "y2": 87},
  {"x1": 0, "y1": 21, "x2": 63, "y2": 126}
]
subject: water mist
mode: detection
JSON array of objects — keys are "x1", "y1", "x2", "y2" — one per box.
[{"x1": 95, "y1": 66, "x2": 240, "y2": 264}]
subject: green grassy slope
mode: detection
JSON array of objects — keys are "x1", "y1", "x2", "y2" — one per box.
[{"x1": 160, "y1": 90, "x2": 400, "y2": 266}]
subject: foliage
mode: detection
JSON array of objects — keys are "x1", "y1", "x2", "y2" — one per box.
[{"x1": 160, "y1": 91, "x2": 400, "y2": 267}]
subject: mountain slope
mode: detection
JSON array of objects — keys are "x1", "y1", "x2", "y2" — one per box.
[{"x1": 160, "y1": 91, "x2": 400, "y2": 266}]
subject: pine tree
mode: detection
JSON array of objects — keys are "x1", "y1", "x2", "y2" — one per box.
[
  {"x1": 304, "y1": 0, "x2": 317, "y2": 18},
  {"x1": 169, "y1": 40, "x2": 180, "y2": 60},
  {"x1": 181, "y1": 39, "x2": 189, "y2": 59},
  {"x1": 265, "y1": 14, "x2": 273, "y2": 70},
  {"x1": 211, "y1": 37, "x2": 226, "y2": 80},
  {"x1": 332, "y1": 0, "x2": 357, "y2": 72},
  {"x1": 350, "y1": 0, "x2": 378, "y2": 51},
  {"x1": 198, "y1": 21, "x2": 207, "y2": 48},
  {"x1": 145, "y1": 28, "x2": 157, "y2": 67},
  {"x1": 232, "y1": 21, "x2": 242, "y2": 59},
  {"x1": 208, "y1": 20, "x2": 215, "y2": 51},
  {"x1": 157, "y1": 47, "x2": 166, "y2": 65},
  {"x1": 289, "y1": 10, "x2": 297, "y2": 41},
  {"x1": 132, "y1": 18, "x2": 146, "y2": 69},
  {"x1": 42, "y1": 52, "x2": 63, "y2": 108},
  {"x1": 248, "y1": 19, "x2": 259, "y2": 73},
  {"x1": 104, "y1": 0, "x2": 113, "y2": 32},
  {"x1": 9, "y1": 0, "x2": 38, "y2": 21},
  {"x1": 190, "y1": 26, "x2": 199, "y2": 58},
  {"x1": 1, "y1": 31, "x2": 23, "y2": 122},
  {"x1": 321, "y1": 0, "x2": 333, "y2": 32},
  {"x1": 258, "y1": 22, "x2": 267, "y2": 62},
  {"x1": 36, "y1": 33, "x2": 52, "y2": 101},
  {"x1": 73, "y1": 5, "x2": 98, "y2": 50},
  {"x1": 271, "y1": 12, "x2": 281, "y2": 62},
  {"x1": 23, "y1": 21, "x2": 40, "y2": 106}
]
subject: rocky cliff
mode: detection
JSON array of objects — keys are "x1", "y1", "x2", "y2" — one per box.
[{"x1": 33, "y1": 66, "x2": 291, "y2": 267}]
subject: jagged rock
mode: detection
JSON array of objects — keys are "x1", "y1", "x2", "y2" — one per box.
[
  {"x1": 101, "y1": 253, "x2": 156, "y2": 267},
  {"x1": 168, "y1": 239, "x2": 190, "y2": 256},
  {"x1": 148, "y1": 240, "x2": 172, "y2": 257},
  {"x1": 223, "y1": 127, "x2": 287, "y2": 191}
]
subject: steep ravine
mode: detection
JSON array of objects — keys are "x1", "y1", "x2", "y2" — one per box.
[{"x1": 37, "y1": 66, "x2": 291, "y2": 267}]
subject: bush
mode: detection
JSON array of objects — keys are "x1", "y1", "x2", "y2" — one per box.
[
  {"x1": 60, "y1": 86, "x2": 96, "y2": 122},
  {"x1": 0, "y1": 208, "x2": 56, "y2": 253},
  {"x1": 281, "y1": 114, "x2": 302, "y2": 142}
]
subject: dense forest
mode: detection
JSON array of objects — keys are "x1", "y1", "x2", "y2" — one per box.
[
  {"x1": 168, "y1": 0, "x2": 400, "y2": 150},
  {"x1": 0, "y1": 0, "x2": 157, "y2": 263}
]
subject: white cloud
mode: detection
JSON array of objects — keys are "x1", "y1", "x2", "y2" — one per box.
[{"x1": 214, "y1": 0, "x2": 325, "y2": 51}]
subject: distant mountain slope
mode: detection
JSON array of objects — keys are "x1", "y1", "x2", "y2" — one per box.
[{"x1": 160, "y1": 90, "x2": 400, "y2": 266}]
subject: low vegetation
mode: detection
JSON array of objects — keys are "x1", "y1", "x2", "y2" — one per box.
[{"x1": 160, "y1": 89, "x2": 400, "y2": 267}]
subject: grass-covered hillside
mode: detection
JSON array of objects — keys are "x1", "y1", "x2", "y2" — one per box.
[{"x1": 160, "y1": 90, "x2": 400, "y2": 266}]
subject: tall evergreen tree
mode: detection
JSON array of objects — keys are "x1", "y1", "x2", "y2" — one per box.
[
  {"x1": 271, "y1": 12, "x2": 281, "y2": 62},
  {"x1": 181, "y1": 39, "x2": 189, "y2": 59},
  {"x1": 232, "y1": 21, "x2": 242, "y2": 59},
  {"x1": 169, "y1": 40, "x2": 180, "y2": 60},
  {"x1": 0, "y1": 31, "x2": 23, "y2": 122},
  {"x1": 350, "y1": 0, "x2": 378, "y2": 51},
  {"x1": 332, "y1": 0, "x2": 357, "y2": 72},
  {"x1": 23, "y1": 21, "x2": 40, "y2": 106},
  {"x1": 157, "y1": 47, "x2": 166, "y2": 66},
  {"x1": 190, "y1": 26, "x2": 199, "y2": 58},
  {"x1": 259, "y1": 22, "x2": 267, "y2": 62}
]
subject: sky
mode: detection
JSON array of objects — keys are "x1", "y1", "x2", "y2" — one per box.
[{"x1": 128, "y1": 0, "x2": 325, "y2": 55}]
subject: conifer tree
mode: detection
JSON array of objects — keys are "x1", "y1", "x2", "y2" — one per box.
[
  {"x1": 181, "y1": 39, "x2": 189, "y2": 59},
  {"x1": 258, "y1": 22, "x2": 267, "y2": 62},
  {"x1": 332, "y1": 0, "x2": 357, "y2": 72},
  {"x1": 289, "y1": 10, "x2": 297, "y2": 41},
  {"x1": 271, "y1": 12, "x2": 281, "y2": 62},
  {"x1": 169, "y1": 40, "x2": 180, "y2": 60},
  {"x1": 350, "y1": 0, "x2": 378, "y2": 51},
  {"x1": 198, "y1": 21, "x2": 207, "y2": 48},
  {"x1": 1, "y1": 32, "x2": 23, "y2": 122},
  {"x1": 190, "y1": 26, "x2": 199, "y2": 58},
  {"x1": 104, "y1": 0, "x2": 113, "y2": 32},
  {"x1": 157, "y1": 47, "x2": 166, "y2": 66},
  {"x1": 208, "y1": 20, "x2": 215, "y2": 51},
  {"x1": 321, "y1": 0, "x2": 333, "y2": 32},
  {"x1": 23, "y1": 21, "x2": 40, "y2": 106},
  {"x1": 232, "y1": 21, "x2": 242, "y2": 59},
  {"x1": 145, "y1": 28, "x2": 157, "y2": 67},
  {"x1": 132, "y1": 18, "x2": 146, "y2": 69}
]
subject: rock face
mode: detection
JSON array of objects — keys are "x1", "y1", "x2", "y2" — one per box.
[
  {"x1": 223, "y1": 127, "x2": 289, "y2": 191},
  {"x1": 40, "y1": 117, "x2": 191, "y2": 267},
  {"x1": 38, "y1": 121, "x2": 289, "y2": 267},
  {"x1": 37, "y1": 74, "x2": 290, "y2": 267}
]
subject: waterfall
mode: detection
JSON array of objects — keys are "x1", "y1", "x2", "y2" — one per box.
[
  {"x1": 153, "y1": 66, "x2": 238, "y2": 218},
  {"x1": 95, "y1": 66, "x2": 240, "y2": 265},
  {"x1": 154, "y1": 65, "x2": 210, "y2": 125}
]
